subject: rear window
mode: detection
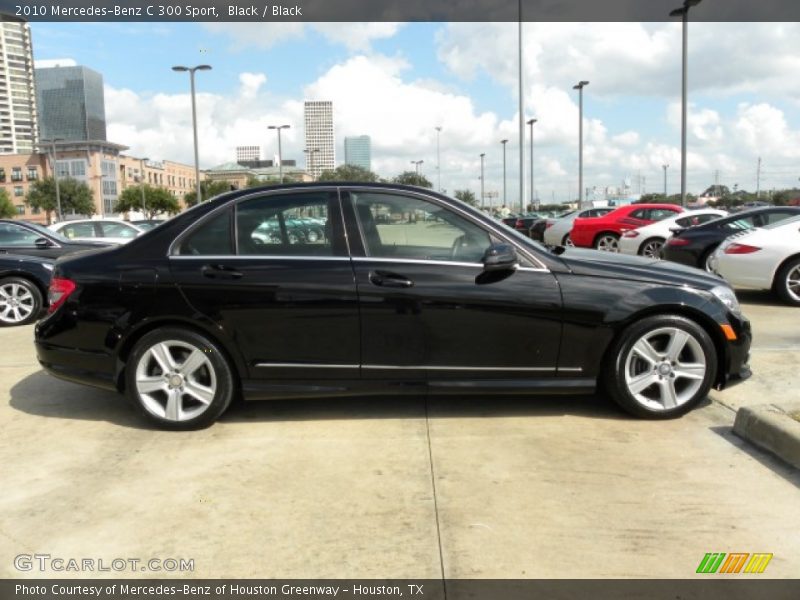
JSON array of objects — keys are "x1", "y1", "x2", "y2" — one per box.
[{"x1": 177, "y1": 210, "x2": 233, "y2": 255}]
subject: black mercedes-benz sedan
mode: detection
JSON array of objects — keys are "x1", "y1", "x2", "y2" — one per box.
[
  {"x1": 35, "y1": 183, "x2": 751, "y2": 429},
  {"x1": 0, "y1": 219, "x2": 113, "y2": 259},
  {"x1": 661, "y1": 206, "x2": 800, "y2": 271}
]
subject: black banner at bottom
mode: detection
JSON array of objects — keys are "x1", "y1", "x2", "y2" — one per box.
[{"x1": 2, "y1": 580, "x2": 800, "y2": 600}]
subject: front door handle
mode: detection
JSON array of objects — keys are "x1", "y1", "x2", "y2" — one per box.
[
  {"x1": 369, "y1": 270, "x2": 414, "y2": 288},
  {"x1": 201, "y1": 264, "x2": 243, "y2": 280}
]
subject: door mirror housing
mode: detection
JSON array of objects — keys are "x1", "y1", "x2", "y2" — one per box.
[
  {"x1": 482, "y1": 243, "x2": 518, "y2": 271},
  {"x1": 34, "y1": 237, "x2": 52, "y2": 248}
]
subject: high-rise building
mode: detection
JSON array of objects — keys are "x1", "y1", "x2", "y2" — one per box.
[
  {"x1": 344, "y1": 135, "x2": 371, "y2": 171},
  {"x1": 236, "y1": 145, "x2": 260, "y2": 163},
  {"x1": 303, "y1": 100, "x2": 334, "y2": 178},
  {"x1": 0, "y1": 18, "x2": 38, "y2": 154},
  {"x1": 35, "y1": 65, "x2": 107, "y2": 141}
]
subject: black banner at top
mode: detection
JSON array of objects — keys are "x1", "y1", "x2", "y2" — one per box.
[{"x1": 1, "y1": 0, "x2": 800, "y2": 23}]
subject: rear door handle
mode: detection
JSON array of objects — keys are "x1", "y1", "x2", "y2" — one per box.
[
  {"x1": 201, "y1": 264, "x2": 243, "y2": 280},
  {"x1": 369, "y1": 270, "x2": 414, "y2": 288}
]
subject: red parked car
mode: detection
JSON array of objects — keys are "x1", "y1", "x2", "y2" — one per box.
[{"x1": 570, "y1": 204, "x2": 684, "y2": 252}]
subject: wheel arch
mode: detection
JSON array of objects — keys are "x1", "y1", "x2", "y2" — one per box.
[
  {"x1": 593, "y1": 230, "x2": 621, "y2": 246},
  {"x1": 771, "y1": 252, "x2": 800, "y2": 290},
  {"x1": 637, "y1": 236, "x2": 666, "y2": 256},
  {"x1": 0, "y1": 271, "x2": 48, "y2": 303},
  {"x1": 114, "y1": 318, "x2": 245, "y2": 393}
]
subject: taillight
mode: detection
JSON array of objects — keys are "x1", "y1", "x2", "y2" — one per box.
[
  {"x1": 622, "y1": 230, "x2": 640, "y2": 238},
  {"x1": 666, "y1": 237, "x2": 690, "y2": 247},
  {"x1": 724, "y1": 243, "x2": 761, "y2": 255},
  {"x1": 515, "y1": 219, "x2": 525, "y2": 228},
  {"x1": 48, "y1": 278, "x2": 76, "y2": 314}
]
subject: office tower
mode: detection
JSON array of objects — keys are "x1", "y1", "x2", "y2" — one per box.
[
  {"x1": 35, "y1": 64, "x2": 107, "y2": 141},
  {"x1": 236, "y1": 145, "x2": 260, "y2": 163},
  {"x1": 303, "y1": 100, "x2": 334, "y2": 178},
  {"x1": 0, "y1": 18, "x2": 38, "y2": 154},
  {"x1": 344, "y1": 135, "x2": 371, "y2": 171}
]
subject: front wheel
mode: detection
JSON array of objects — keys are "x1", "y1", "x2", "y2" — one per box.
[
  {"x1": 0, "y1": 277, "x2": 43, "y2": 326},
  {"x1": 595, "y1": 233, "x2": 620, "y2": 252},
  {"x1": 126, "y1": 327, "x2": 235, "y2": 429},
  {"x1": 604, "y1": 315, "x2": 716, "y2": 419},
  {"x1": 774, "y1": 256, "x2": 800, "y2": 306}
]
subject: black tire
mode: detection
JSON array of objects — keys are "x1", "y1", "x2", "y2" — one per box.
[
  {"x1": 562, "y1": 233, "x2": 574, "y2": 247},
  {"x1": 603, "y1": 314, "x2": 717, "y2": 419},
  {"x1": 125, "y1": 327, "x2": 235, "y2": 430},
  {"x1": 774, "y1": 256, "x2": 800, "y2": 307},
  {"x1": 594, "y1": 232, "x2": 620, "y2": 252},
  {"x1": 0, "y1": 276, "x2": 43, "y2": 326}
]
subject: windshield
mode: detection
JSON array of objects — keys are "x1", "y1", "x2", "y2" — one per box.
[{"x1": 24, "y1": 221, "x2": 71, "y2": 243}]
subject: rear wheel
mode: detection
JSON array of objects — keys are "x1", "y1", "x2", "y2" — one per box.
[
  {"x1": 0, "y1": 277, "x2": 43, "y2": 326},
  {"x1": 595, "y1": 233, "x2": 620, "y2": 252},
  {"x1": 126, "y1": 327, "x2": 235, "y2": 429},
  {"x1": 604, "y1": 315, "x2": 716, "y2": 419},
  {"x1": 774, "y1": 256, "x2": 800, "y2": 307},
  {"x1": 701, "y1": 245, "x2": 720, "y2": 272},
  {"x1": 562, "y1": 233, "x2": 574, "y2": 247},
  {"x1": 639, "y1": 237, "x2": 665, "y2": 259}
]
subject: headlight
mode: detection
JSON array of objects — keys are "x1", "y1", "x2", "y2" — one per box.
[{"x1": 711, "y1": 285, "x2": 741, "y2": 315}]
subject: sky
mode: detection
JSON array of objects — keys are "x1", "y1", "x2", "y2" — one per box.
[{"x1": 30, "y1": 21, "x2": 800, "y2": 204}]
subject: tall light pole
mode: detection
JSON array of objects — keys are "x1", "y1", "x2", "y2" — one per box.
[
  {"x1": 500, "y1": 139, "x2": 508, "y2": 206},
  {"x1": 172, "y1": 64, "x2": 211, "y2": 203},
  {"x1": 304, "y1": 148, "x2": 319, "y2": 181},
  {"x1": 138, "y1": 157, "x2": 149, "y2": 215},
  {"x1": 268, "y1": 124, "x2": 291, "y2": 183},
  {"x1": 662, "y1": 164, "x2": 669, "y2": 198},
  {"x1": 411, "y1": 160, "x2": 424, "y2": 177},
  {"x1": 480, "y1": 153, "x2": 486, "y2": 209},
  {"x1": 40, "y1": 137, "x2": 63, "y2": 222},
  {"x1": 670, "y1": 0, "x2": 702, "y2": 207},
  {"x1": 435, "y1": 126, "x2": 442, "y2": 192},
  {"x1": 573, "y1": 80, "x2": 589, "y2": 209},
  {"x1": 527, "y1": 118, "x2": 537, "y2": 210},
  {"x1": 518, "y1": 3, "x2": 525, "y2": 215}
]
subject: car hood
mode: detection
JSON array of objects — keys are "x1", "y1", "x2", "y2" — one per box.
[{"x1": 555, "y1": 247, "x2": 724, "y2": 290}]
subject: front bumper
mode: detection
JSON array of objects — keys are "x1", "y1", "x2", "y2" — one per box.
[{"x1": 716, "y1": 313, "x2": 752, "y2": 390}]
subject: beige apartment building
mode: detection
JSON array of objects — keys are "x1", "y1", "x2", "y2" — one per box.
[
  {"x1": 118, "y1": 155, "x2": 199, "y2": 206},
  {"x1": 0, "y1": 152, "x2": 49, "y2": 222}
]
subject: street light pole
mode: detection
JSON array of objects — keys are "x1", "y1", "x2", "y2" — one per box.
[
  {"x1": 480, "y1": 153, "x2": 486, "y2": 209},
  {"x1": 527, "y1": 118, "x2": 537, "y2": 209},
  {"x1": 411, "y1": 160, "x2": 424, "y2": 177},
  {"x1": 573, "y1": 81, "x2": 589, "y2": 209},
  {"x1": 139, "y1": 157, "x2": 149, "y2": 216},
  {"x1": 41, "y1": 138, "x2": 64, "y2": 222},
  {"x1": 172, "y1": 64, "x2": 211, "y2": 203},
  {"x1": 518, "y1": 2, "x2": 525, "y2": 215},
  {"x1": 663, "y1": 164, "x2": 669, "y2": 198},
  {"x1": 500, "y1": 139, "x2": 508, "y2": 206},
  {"x1": 268, "y1": 124, "x2": 291, "y2": 183},
  {"x1": 435, "y1": 126, "x2": 442, "y2": 192},
  {"x1": 670, "y1": 0, "x2": 702, "y2": 207}
]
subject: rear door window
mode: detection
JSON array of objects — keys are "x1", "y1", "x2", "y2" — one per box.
[{"x1": 177, "y1": 210, "x2": 234, "y2": 255}]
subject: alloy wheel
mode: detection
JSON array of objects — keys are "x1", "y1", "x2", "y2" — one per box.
[
  {"x1": 134, "y1": 340, "x2": 217, "y2": 422},
  {"x1": 596, "y1": 235, "x2": 620, "y2": 252},
  {"x1": 786, "y1": 264, "x2": 800, "y2": 303},
  {"x1": 623, "y1": 326, "x2": 707, "y2": 412},
  {"x1": 641, "y1": 239, "x2": 663, "y2": 259},
  {"x1": 563, "y1": 234, "x2": 574, "y2": 247},
  {"x1": 0, "y1": 282, "x2": 35, "y2": 324}
]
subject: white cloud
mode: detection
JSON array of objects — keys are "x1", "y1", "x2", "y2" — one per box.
[{"x1": 34, "y1": 58, "x2": 77, "y2": 68}]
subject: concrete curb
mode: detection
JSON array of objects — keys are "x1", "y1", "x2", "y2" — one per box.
[{"x1": 733, "y1": 404, "x2": 800, "y2": 470}]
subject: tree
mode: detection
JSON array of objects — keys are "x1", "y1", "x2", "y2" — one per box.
[
  {"x1": 0, "y1": 188, "x2": 16, "y2": 219},
  {"x1": 318, "y1": 164, "x2": 380, "y2": 182},
  {"x1": 26, "y1": 177, "x2": 95, "y2": 223},
  {"x1": 454, "y1": 189, "x2": 478, "y2": 207},
  {"x1": 183, "y1": 180, "x2": 237, "y2": 206},
  {"x1": 114, "y1": 185, "x2": 180, "y2": 220},
  {"x1": 392, "y1": 171, "x2": 432, "y2": 188}
]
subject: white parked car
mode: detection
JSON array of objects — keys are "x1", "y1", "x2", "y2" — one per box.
[
  {"x1": 542, "y1": 207, "x2": 613, "y2": 246},
  {"x1": 710, "y1": 215, "x2": 800, "y2": 306},
  {"x1": 50, "y1": 219, "x2": 145, "y2": 245},
  {"x1": 619, "y1": 209, "x2": 728, "y2": 258}
]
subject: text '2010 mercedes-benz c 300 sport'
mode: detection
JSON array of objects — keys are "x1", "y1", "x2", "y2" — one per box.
[{"x1": 34, "y1": 183, "x2": 752, "y2": 429}]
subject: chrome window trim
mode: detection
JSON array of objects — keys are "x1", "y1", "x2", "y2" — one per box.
[{"x1": 169, "y1": 255, "x2": 351, "y2": 262}]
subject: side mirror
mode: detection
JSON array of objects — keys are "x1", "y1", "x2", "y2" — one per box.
[
  {"x1": 34, "y1": 237, "x2": 51, "y2": 248},
  {"x1": 482, "y1": 243, "x2": 518, "y2": 272}
]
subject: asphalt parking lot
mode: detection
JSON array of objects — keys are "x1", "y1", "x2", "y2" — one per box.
[{"x1": 1, "y1": 291, "x2": 798, "y2": 579}]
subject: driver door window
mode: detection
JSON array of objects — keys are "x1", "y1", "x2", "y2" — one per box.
[
  {"x1": 351, "y1": 192, "x2": 491, "y2": 263},
  {"x1": 0, "y1": 223, "x2": 40, "y2": 246}
]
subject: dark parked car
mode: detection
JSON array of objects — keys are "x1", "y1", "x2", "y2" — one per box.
[
  {"x1": 36, "y1": 183, "x2": 751, "y2": 429},
  {"x1": 0, "y1": 219, "x2": 111, "y2": 259},
  {"x1": 661, "y1": 206, "x2": 800, "y2": 271},
  {"x1": 0, "y1": 253, "x2": 54, "y2": 326}
]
